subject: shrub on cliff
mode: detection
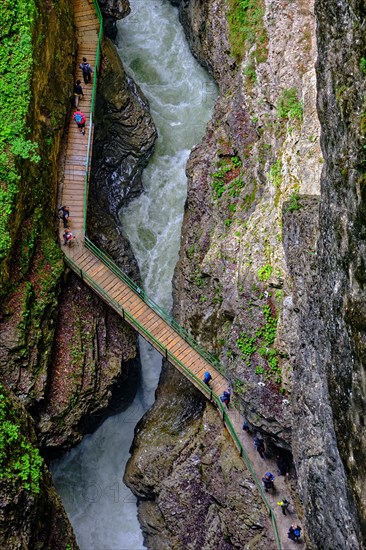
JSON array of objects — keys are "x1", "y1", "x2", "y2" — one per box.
[
  {"x1": 0, "y1": 0, "x2": 39, "y2": 261},
  {"x1": 0, "y1": 385, "x2": 43, "y2": 493}
]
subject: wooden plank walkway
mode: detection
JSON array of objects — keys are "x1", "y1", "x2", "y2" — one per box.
[{"x1": 60, "y1": 0, "x2": 229, "y2": 400}]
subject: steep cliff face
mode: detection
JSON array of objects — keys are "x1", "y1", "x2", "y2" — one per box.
[
  {"x1": 125, "y1": 365, "x2": 276, "y2": 549},
  {"x1": 282, "y1": 0, "x2": 366, "y2": 546},
  {"x1": 89, "y1": 38, "x2": 157, "y2": 223},
  {"x1": 172, "y1": 0, "x2": 321, "y2": 445},
  {"x1": 0, "y1": 0, "x2": 156, "y2": 544}
]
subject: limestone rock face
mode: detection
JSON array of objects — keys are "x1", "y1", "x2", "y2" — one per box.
[
  {"x1": 281, "y1": 0, "x2": 366, "y2": 546},
  {"x1": 90, "y1": 38, "x2": 157, "y2": 221},
  {"x1": 36, "y1": 272, "x2": 140, "y2": 453},
  {"x1": 125, "y1": 365, "x2": 276, "y2": 549},
  {"x1": 172, "y1": 0, "x2": 321, "y2": 446}
]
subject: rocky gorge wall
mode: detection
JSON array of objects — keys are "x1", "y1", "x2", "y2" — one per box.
[
  {"x1": 126, "y1": 0, "x2": 364, "y2": 548},
  {"x1": 283, "y1": 0, "x2": 366, "y2": 546},
  {"x1": 124, "y1": 0, "x2": 322, "y2": 547}
]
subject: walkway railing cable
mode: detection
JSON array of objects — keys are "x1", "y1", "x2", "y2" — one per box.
[{"x1": 69, "y1": 2, "x2": 281, "y2": 547}]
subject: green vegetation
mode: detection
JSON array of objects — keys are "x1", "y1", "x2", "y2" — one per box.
[
  {"x1": 211, "y1": 156, "x2": 242, "y2": 200},
  {"x1": 0, "y1": 0, "x2": 39, "y2": 260},
  {"x1": 258, "y1": 264, "x2": 272, "y2": 282},
  {"x1": 237, "y1": 299, "x2": 281, "y2": 384},
  {"x1": 360, "y1": 57, "x2": 366, "y2": 75},
  {"x1": 268, "y1": 159, "x2": 282, "y2": 188},
  {"x1": 285, "y1": 192, "x2": 303, "y2": 212},
  {"x1": 226, "y1": 0, "x2": 268, "y2": 63},
  {"x1": 0, "y1": 385, "x2": 43, "y2": 493},
  {"x1": 237, "y1": 333, "x2": 256, "y2": 364},
  {"x1": 276, "y1": 88, "x2": 303, "y2": 122}
]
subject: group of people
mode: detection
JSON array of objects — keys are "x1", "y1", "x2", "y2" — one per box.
[
  {"x1": 59, "y1": 206, "x2": 74, "y2": 246},
  {"x1": 72, "y1": 57, "x2": 94, "y2": 135},
  {"x1": 202, "y1": 371, "x2": 231, "y2": 408},
  {"x1": 242, "y1": 422, "x2": 302, "y2": 543},
  {"x1": 201, "y1": 379, "x2": 302, "y2": 543}
]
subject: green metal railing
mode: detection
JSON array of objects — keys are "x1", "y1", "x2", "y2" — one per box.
[
  {"x1": 84, "y1": 236, "x2": 226, "y2": 374},
  {"x1": 84, "y1": 0, "x2": 103, "y2": 235},
  {"x1": 70, "y1": 2, "x2": 281, "y2": 547}
]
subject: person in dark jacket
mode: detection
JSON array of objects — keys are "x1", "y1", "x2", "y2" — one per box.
[
  {"x1": 261, "y1": 471, "x2": 275, "y2": 492},
  {"x1": 80, "y1": 57, "x2": 93, "y2": 84},
  {"x1": 288, "y1": 524, "x2": 301, "y2": 543},
  {"x1": 220, "y1": 389, "x2": 231, "y2": 408},
  {"x1": 59, "y1": 205, "x2": 70, "y2": 228},
  {"x1": 73, "y1": 79, "x2": 84, "y2": 107},
  {"x1": 203, "y1": 371, "x2": 212, "y2": 386},
  {"x1": 254, "y1": 435, "x2": 265, "y2": 459}
]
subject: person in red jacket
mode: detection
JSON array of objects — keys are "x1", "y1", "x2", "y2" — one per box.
[{"x1": 73, "y1": 109, "x2": 86, "y2": 135}]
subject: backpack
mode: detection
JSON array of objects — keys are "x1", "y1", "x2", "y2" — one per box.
[
  {"x1": 203, "y1": 371, "x2": 211, "y2": 382},
  {"x1": 81, "y1": 62, "x2": 91, "y2": 74},
  {"x1": 74, "y1": 113, "x2": 83, "y2": 124},
  {"x1": 220, "y1": 391, "x2": 229, "y2": 402},
  {"x1": 294, "y1": 529, "x2": 301, "y2": 537}
]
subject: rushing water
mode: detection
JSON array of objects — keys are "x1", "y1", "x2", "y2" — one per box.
[{"x1": 51, "y1": 1, "x2": 217, "y2": 548}]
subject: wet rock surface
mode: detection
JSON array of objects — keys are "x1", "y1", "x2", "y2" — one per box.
[
  {"x1": 0, "y1": 387, "x2": 77, "y2": 549},
  {"x1": 90, "y1": 38, "x2": 157, "y2": 222},
  {"x1": 125, "y1": 365, "x2": 276, "y2": 549}
]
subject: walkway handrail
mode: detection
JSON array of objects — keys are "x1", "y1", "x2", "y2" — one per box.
[
  {"x1": 65, "y1": 252, "x2": 280, "y2": 547},
  {"x1": 84, "y1": 0, "x2": 103, "y2": 235},
  {"x1": 84, "y1": 236, "x2": 226, "y2": 374}
]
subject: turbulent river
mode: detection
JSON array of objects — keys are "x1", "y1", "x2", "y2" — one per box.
[{"x1": 51, "y1": 1, "x2": 217, "y2": 548}]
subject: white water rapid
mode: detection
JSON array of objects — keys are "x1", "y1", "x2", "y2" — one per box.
[{"x1": 51, "y1": 1, "x2": 217, "y2": 548}]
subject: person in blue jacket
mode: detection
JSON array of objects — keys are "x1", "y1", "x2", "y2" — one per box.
[
  {"x1": 262, "y1": 471, "x2": 275, "y2": 492},
  {"x1": 203, "y1": 371, "x2": 212, "y2": 385}
]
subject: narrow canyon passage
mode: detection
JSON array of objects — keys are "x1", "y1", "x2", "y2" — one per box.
[{"x1": 51, "y1": 1, "x2": 217, "y2": 548}]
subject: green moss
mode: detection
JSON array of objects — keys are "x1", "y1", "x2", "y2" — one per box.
[
  {"x1": 258, "y1": 264, "x2": 272, "y2": 281},
  {"x1": 268, "y1": 159, "x2": 282, "y2": 188},
  {"x1": 211, "y1": 156, "x2": 243, "y2": 200},
  {"x1": 276, "y1": 88, "x2": 303, "y2": 122},
  {"x1": 0, "y1": 385, "x2": 43, "y2": 493},
  {"x1": 0, "y1": 0, "x2": 39, "y2": 260},
  {"x1": 227, "y1": 0, "x2": 268, "y2": 63},
  {"x1": 285, "y1": 192, "x2": 302, "y2": 212},
  {"x1": 360, "y1": 57, "x2": 366, "y2": 75}
]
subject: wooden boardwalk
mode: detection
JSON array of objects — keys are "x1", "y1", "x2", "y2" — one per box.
[{"x1": 60, "y1": 0, "x2": 229, "y2": 399}]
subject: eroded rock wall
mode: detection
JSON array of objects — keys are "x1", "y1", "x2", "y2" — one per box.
[
  {"x1": 124, "y1": 0, "x2": 322, "y2": 546},
  {"x1": 125, "y1": 365, "x2": 276, "y2": 549},
  {"x1": 0, "y1": 0, "x2": 157, "y2": 545},
  {"x1": 282, "y1": 0, "x2": 366, "y2": 546},
  {"x1": 172, "y1": 0, "x2": 321, "y2": 445}
]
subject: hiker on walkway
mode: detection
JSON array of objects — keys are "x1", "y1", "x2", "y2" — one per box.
[
  {"x1": 254, "y1": 435, "x2": 265, "y2": 459},
  {"x1": 288, "y1": 524, "x2": 302, "y2": 543},
  {"x1": 58, "y1": 205, "x2": 70, "y2": 228},
  {"x1": 80, "y1": 57, "x2": 93, "y2": 84},
  {"x1": 220, "y1": 389, "x2": 231, "y2": 409},
  {"x1": 73, "y1": 79, "x2": 84, "y2": 107},
  {"x1": 277, "y1": 499, "x2": 290, "y2": 515},
  {"x1": 261, "y1": 471, "x2": 275, "y2": 492},
  {"x1": 63, "y1": 228, "x2": 73, "y2": 246},
  {"x1": 73, "y1": 109, "x2": 86, "y2": 135},
  {"x1": 203, "y1": 371, "x2": 212, "y2": 386}
]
